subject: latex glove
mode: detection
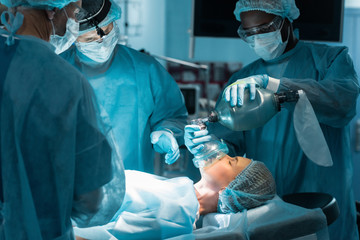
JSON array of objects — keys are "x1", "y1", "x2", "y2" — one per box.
[
  {"x1": 224, "y1": 74, "x2": 271, "y2": 107},
  {"x1": 184, "y1": 125, "x2": 216, "y2": 155},
  {"x1": 150, "y1": 130, "x2": 180, "y2": 164}
]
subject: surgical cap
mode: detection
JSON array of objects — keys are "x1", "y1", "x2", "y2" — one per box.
[
  {"x1": 218, "y1": 160, "x2": 276, "y2": 213},
  {"x1": 0, "y1": 0, "x2": 77, "y2": 9},
  {"x1": 78, "y1": 0, "x2": 121, "y2": 35},
  {"x1": 233, "y1": 0, "x2": 300, "y2": 22}
]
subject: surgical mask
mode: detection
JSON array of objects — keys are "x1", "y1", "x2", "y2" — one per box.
[
  {"x1": 50, "y1": 10, "x2": 79, "y2": 54},
  {"x1": 75, "y1": 25, "x2": 119, "y2": 63},
  {"x1": 246, "y1": 23, "x2": 289, "y2": 61}
]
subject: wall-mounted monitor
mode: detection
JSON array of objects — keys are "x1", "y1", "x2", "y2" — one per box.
[
  {"x1": 293, "y1": 0, "x2": 344, "y2": 42},
  {"x1": 192, "y1": 0, "x2": 344, "y2": 42}
]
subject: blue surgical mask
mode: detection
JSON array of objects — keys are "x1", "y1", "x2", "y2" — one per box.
[
  {"x1": 50, "y1": 10, "x2": 79, "y2": 55},
  {"x1": 75, "y1": 25, "x2": 119, "y2": 63},
  {"x1": 246, "y1": 26, "x2": 289, "y2": 61}
]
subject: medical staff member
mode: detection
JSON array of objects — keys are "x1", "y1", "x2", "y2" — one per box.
[
  {"x1": 61, "y1": 0, "x2": 188, "y2": 173},
  {"x1": 0, "y1": 0, "x2": 124, "y2": 239},
  {"x1": 185, "y1": 0, "x2": 360, "y2": 239}
]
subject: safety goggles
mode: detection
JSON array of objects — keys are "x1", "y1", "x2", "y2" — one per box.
[{"x1": 237, "y1": 16, "x2": 284, "y2": 42}]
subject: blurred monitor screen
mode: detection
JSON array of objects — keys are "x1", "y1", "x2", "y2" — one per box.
[
  {"x1": 193, "y1": 0, "x2": 344, "y2": 42},
  {"x1": 178, "y1": 84, "x2": 200, "y2": 116}
]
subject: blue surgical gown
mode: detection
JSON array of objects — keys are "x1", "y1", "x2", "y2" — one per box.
[
  {"x1": 209, "y1": 41, "x2": 360, "y2": 240},
  {"x1": 0, "y1": 33, "x2": 115, "y2": 239},
  {"x1": 61, "y1": 44, "x2": 188, "y2": 173}
]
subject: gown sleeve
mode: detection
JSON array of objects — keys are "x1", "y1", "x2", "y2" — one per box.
[
  {"x1": 148, "y1": 59, "x2": 188, "y2": 146},
  {"x1": 278, "y1": 47, "x2": 359, "y2": 128}
]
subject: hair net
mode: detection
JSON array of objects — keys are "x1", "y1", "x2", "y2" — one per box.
[
  {"x1": 0, "y1": 0, "x2": 77, "y2": 9},
  {"x1": 233, "y1": 0, "x2": 300, "y2": 22},
  {"x1": 79, "y1": 0, "x2": 121, "y2": 35},
  {"x1": 218, "y1": 160, "x2": 276, "y2": 213}
]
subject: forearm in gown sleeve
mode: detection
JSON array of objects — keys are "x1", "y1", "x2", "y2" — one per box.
[
  {"x1": 278, "y1": 48, "x2": 359, "y2": 128},
  {"x1": 71, "y1": 81, "x2": 114, "y2": 227},
  {"x1": 149, "y1": 61, "x2": 188, "y2": 146}
]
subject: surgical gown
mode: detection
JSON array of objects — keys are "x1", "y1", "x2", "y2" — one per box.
[
  {"x1": 209, "y1": 41, "x2": 360, "y2": 240},
  {"x1": 0, "y1": 33, "x2": 117, "y2": 239},
  {"x1": 61, "y1": 44, "x2": 188, "y2": 173}
]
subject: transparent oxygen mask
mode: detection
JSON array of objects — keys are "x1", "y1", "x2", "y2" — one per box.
[{"x1": 190, "y1": 118, "x2": 229, "y2": 168}]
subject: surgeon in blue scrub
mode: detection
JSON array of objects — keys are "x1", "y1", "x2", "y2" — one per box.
[
  {"x1": 0, "y1": 0, "x2": 125, "y2": 239},
  {"x1": 61, "y1": 0, "x2": 188, "y2": 173},
  {"x1": 184, "y1": 0, "x2": 360, "y2": 239}
]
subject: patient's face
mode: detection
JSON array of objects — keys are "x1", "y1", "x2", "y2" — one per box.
[
  {"x1": 194, "y1": 155, "x2": 251, "y2": 214},
  {"x1": 203, "y1": 155, "x2": 251, "y2": 190}
]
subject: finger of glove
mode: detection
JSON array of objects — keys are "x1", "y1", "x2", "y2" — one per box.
[
  {"x1": 192, "y1": 158, "x2": 202, "y2": 168},
  {"x1": 167, "y1": 133, "x2": 179, "y2": 151},
  {"x1": 184, "y1": 126, "x2": 206, "y2": 149},
  {"x1": 165, "y1": 149, "x2": 180, "y2": 164},
  {"x1": 224, "y1": 87, "x2": 231, "y2": 102},
  {"x1": 230, "y1": 85, "x2": 237, "y2": 107},
  {"x1": 249, "y1": 83, "x2": 257, "y2": 100},
  {"x1": 190, "y1": 144, "x2": 204, "y2": 155},
  {"x1": 237, "y1": 84, "x2": 245, "y2": 107},
  {"x1": 193, "y1": 129, "x2": 209, "y2": 138},
  {"x1": 184, "y1": 125, "x2": 202, "y2": 135},
  {"x1": 150, "y1": 132, "x2": 161, "y2": 144},
  {"x1": 192, "y1": 135, "x2": 213, "y2": 145}
]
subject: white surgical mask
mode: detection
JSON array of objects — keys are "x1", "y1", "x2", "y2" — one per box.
[
  {"x1": 50, "y1": 10, "x2": 79, "y2": 54},
  {"x1": 75, "y1": 25, "x2": 119, "y2": 63},
  {"x1": 246, "y1": 25, "x2": 289, "y2": 61}
]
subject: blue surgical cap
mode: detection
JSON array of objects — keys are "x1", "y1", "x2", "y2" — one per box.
[
  {"x1": 218, "y1": 160, "x2": 276, "y2": 213},
  {"x1": 0, "y1": 0, "x2": 77, "y2": 9},
  {"x1": 233, "y1": 0, "x2": 300, "y2": 22},
  {"x1": 79, "y1": 0, "x2": 121, "y2": 35}
]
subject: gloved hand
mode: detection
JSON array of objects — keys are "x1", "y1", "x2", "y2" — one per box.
[
  {"x1": 224, "y1": 74, "x2": 270, "y2": 107},
  {"x1": 184, "y1": 125, "x2": 216, "y2": 156},
  {"x1": 150, "y1": 130, "x2": 180, "y2": 164}
]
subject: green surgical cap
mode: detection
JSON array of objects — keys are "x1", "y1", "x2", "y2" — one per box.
[
  {"x1": 233, "y1": 0, "x2": 300, "y2": 22},
  {"x1": 0, "y1": 0, "x2": 77, "y2": 9},
  {"x1": 218, "y1": 160, "x2": 276, "y2": 213}
]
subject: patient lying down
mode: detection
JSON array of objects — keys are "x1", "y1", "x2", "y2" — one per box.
[
  {"x1": 75, "y1": 156, "x2": 276, "y2": 240},
  {"x1": 195, "y1": 155, "x2": 276, "y2": 215}
]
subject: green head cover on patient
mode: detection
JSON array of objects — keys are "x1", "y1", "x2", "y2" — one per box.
[{"x1": 218, "y1": 160, "x2": 276, "y2": 213}]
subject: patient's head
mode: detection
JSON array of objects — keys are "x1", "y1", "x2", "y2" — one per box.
[{"x1": 194, "y1": 155, "x2": 276, "y2": 214}]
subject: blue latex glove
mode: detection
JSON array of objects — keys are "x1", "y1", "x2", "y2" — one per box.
[
  {"x1": 224, "y1": 74, "x2": 270, "y2": 107},
  {"x1": 151, "y1": 130, "x2": 180, "y2": 164},
  {"x1": 184, "y1": 125, "x2": 216, "y2": 155}
]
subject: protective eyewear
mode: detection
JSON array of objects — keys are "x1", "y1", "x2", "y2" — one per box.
[
  {"x1": 80, "y1": 26, "x2": 113, "y2": 43},
  {"x1": 237, "y1": 16, "x2": 284, "y2": 41}
]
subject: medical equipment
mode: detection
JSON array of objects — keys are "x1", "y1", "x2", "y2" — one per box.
[
  {"x1": 189, "y1": 118, "x2": 229, "y2": 168},
  {"x1": 78, "y1": 0, "x2": 121, "y2": 35},
  {"x1": 209, "y1": 87, "x2": 333, "y2": 167},
  {"x1": 208, "y1": 88, "x2": 299, "y2": 131}
]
